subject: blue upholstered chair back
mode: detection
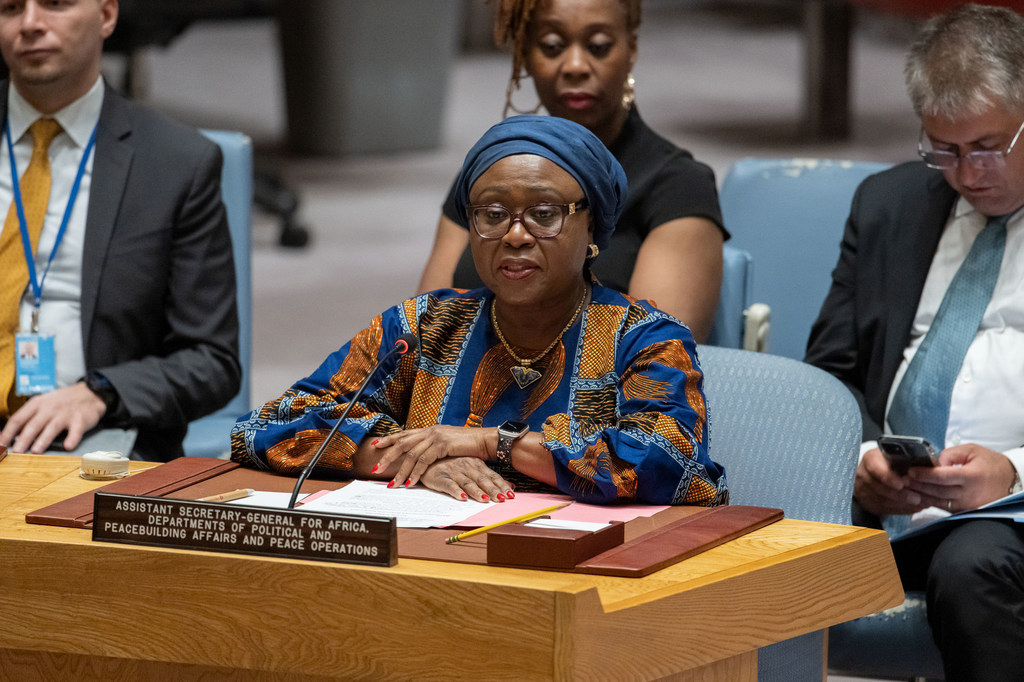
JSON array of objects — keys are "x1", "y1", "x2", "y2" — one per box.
[
  {"x1": 697, "y1": 345, "x2": 861, "y2": 681},
  {"x1": 699, "y1": 345, "x2": 860, "y2": 522},
  {"x1": 706, "y1": 244, "x2": 754, "y2": 349},
  {"x1": 720, "y1": 158, "x2": 889, "y2": 360},
  {"x1": 717, "y1": 161, "x2": 944, "y2": 680},
  {"x1": 182, "y1": 130, "x2": 253, "y2": 458}
]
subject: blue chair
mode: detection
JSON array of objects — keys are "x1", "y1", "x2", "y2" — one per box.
[
  {"x1": 720, "y1": 158, "x2": 889, "y2": 359},
  {"x1": 696, "y1": 345, "x2": 862, "y2": 682},
  {"x1": 719, "y1": 160, "x2": 943, "y2": 680},
  {"x1": 707, "y1": 244, "x2": 769, "y2": 351},
  {"x1": 182, "y1": 130, "x2": 254, "y2": 458}
]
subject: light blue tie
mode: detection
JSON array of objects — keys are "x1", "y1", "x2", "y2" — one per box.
[
  {"x1": 888, "y1": 213, "x2": 1008, "y2": 449},
  {"x1": 883, "y1": 213, "x2": 1008, "y2": 537}
]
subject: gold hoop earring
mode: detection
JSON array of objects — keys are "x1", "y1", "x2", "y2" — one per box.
[
  {"x1": 621, "y1": 73, "x2": 635, "y2": 111},
  {"x1": 587, "y1": 243, "x2": 600, "y2": 259},
  {"x1": 503, "y1": 76, "x2": 543, "y2": 118}
]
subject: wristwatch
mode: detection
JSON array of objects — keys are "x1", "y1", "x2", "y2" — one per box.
[
  {"x1": 496, "y1": 420, "x2": 529, "y2": 471},
  {"x1": 83, "y1": 371, "x2": 120, "y2": 416}
]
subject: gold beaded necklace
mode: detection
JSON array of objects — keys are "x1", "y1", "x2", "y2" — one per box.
[{"x1": 490, "y1": 286, "x2": 589, "y2": 389}]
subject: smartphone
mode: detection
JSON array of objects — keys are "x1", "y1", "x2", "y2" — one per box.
[{"x1": 878, "y1": 435, "x2": 939, "y2": 475}]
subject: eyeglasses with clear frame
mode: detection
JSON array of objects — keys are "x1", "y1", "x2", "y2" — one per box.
[
  {"x1": 467, "y1": 198, "x2": 589, "y2": 239},
  {"x1": 918, "y1": 118, "x2": 1024, "y2": 170}
]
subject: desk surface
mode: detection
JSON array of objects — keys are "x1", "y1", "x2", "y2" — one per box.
[{"x1": 0, "y1": 454, "x2": 903, "y2": 681}]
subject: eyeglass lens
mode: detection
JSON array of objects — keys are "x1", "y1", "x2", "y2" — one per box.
[
  {"x1": 920, "y1": 119, "x2": 1024, "y2": 170},
  {"x1": 472, "y1": 204, "x2": 571, "y2": 238},
  {"x1": 921, "y1": 150, "x2": 1004, "y2": 170}
]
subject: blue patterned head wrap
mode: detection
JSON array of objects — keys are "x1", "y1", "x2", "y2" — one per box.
[{"x1": 452, "y1": 115, "x2": 627, "y2": 251}]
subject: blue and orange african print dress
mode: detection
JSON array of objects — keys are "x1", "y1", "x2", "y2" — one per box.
[{"x1": 231, "y1": 285, "x2": 727, "y2": 506}]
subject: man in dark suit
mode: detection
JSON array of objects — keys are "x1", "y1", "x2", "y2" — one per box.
[
  {"x1": 0, "y1": 0, "x2": 239, "y2": 461},
  {"x1": 806, "y1": 5, "x2": 1024, "y2": 680}
]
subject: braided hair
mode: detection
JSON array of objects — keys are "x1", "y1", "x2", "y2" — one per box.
[{"x1": 493, "y1": 0, "x2": 642, "y2": 113}]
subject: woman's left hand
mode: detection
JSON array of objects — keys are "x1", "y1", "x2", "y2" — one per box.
[
  {"x1": 420, "y1": 457, "x2": 512, "y2": 502},
  {"x1": 371, "y1": 425, "x2": 491, "y2": 488}
]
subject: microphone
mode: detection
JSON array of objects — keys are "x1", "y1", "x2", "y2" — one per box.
[{"x1": 287, "y1": 333, "x2": 418, "y2": 509}]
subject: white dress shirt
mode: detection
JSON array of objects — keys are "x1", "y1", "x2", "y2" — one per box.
[
  {"x1": 1, "y1": 77, "x2": 104, "y2": 389},
  {"x1": 863, "y1": 198, "x2": 1024, "y2": 515}
]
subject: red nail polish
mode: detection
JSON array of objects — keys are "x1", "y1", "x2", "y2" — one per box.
[
  {"x1": 506, "y1": 491, "x2": 515, "y2": 499},
  {"x1": 461, "y1": 493, "x2": 468, "y2": 499},
  {"x1": 404, "y1": 479, "x2": 412, "y2": 487},
  {"x1": 371, "y1": 439, "x2": 379, "y2": 446},
  {"x1": 370, "y1": 464, "x2": 378, "y2": 473},
  {"x1": 496, "y1": 493, "x2": 505, "y2": 502},
  {"x1": 481, "y1": 494, "x2": 489, "y2": 501},
  {"x1": 386, "y1": 480, "x2": 394, "y2": 489}
]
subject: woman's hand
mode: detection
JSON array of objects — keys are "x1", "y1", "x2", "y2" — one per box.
[
  {"x1": 419, "y1": 457, "x2": 513, "y2": 502},
  {"x1": 371, "y1": 425, "x2": 492, "y2": 488}
]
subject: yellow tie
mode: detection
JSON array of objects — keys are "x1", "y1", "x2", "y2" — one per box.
[{"x1": 0, "y1": 118, "x2": 63, "y2": 418}]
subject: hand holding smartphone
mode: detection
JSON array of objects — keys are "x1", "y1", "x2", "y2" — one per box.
[{"x1": 878, "y1": 435, "x2": 939, "y2": 475}]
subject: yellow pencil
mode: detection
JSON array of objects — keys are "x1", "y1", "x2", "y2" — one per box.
[{"x1": 445, "y1": 501, "x2": 572, "y2": 544}]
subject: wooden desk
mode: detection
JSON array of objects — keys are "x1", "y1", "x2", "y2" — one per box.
[{"x1": 0, "y1": 454, "x2": 903, "y2": 681}]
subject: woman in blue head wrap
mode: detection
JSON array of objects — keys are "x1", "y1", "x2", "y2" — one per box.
[{"x1": 233, "y1": 117, "x2": 726, "y2": 508}]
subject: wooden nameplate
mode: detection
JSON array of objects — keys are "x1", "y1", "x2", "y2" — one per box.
[
  {"x1": 576, "y1": 505, "x2": 784, "y2": 577},
  {"x1": 483, "y1": 505, "x2": 782, "y2": 577},
  {"x1": 91, "y1": 491, "x2": 397, "y2": 567}
]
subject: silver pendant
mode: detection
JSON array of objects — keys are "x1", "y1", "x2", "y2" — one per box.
[{"x1": 511, "y1": 365, "x2": 541, "y2": 389}]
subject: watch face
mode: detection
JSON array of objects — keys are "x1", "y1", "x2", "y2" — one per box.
[{"x1": 499, "y1": 420, "x2": 529, "y2": 437}]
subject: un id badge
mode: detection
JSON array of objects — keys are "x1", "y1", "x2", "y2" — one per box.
[{"x1": 14, "y1": 332, "x2": 56, "y2": 395}]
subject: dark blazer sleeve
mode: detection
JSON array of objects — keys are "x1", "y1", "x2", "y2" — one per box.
[
  {"x1": 82, "y1": 88, "x2": 241, "y2": 460},
  {"x1": 804, "y1": 162, "x2": 955, "y2": 441}
]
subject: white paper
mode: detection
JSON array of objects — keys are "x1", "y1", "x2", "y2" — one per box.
[
  {"x1": 225, "y1": 492, "x2": 306, "y2": 509},
  {"x1": 893, "y1": 490, "x2": 1024, "y2": 542},
  {"x1": 525, "y1": 519, "x2": 610, "y2": 532},
  {"x1": 297, "y1": 480, "x2": 481, "y2": 528}
]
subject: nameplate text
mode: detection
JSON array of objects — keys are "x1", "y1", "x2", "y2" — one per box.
[{"x1": 92, "y1": 492, "x2": 397, "y2": 567}]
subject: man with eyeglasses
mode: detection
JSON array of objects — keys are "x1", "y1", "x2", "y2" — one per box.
[{"x1": 805, "y1": 5, "x2": 1024, "y2": 679}]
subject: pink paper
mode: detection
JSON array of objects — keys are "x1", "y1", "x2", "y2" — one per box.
[
  {"x1": 452, "y1": 491, "x2": 667, "y2": 528},
  {"x1": 296, "y1": 489, "x2": 332, "y2": 506},
  {"x1": 549, "y1": 499, "x2": 668, "y2": 524}
]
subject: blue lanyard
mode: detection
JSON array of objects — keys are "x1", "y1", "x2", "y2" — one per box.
[{"x1": 5, "y1": 116, "x2": 97, "y2": 331}]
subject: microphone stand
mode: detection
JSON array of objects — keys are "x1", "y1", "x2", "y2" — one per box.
[{"x1": 287, "y1": 336, "x2": 415, "y2": 509}]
